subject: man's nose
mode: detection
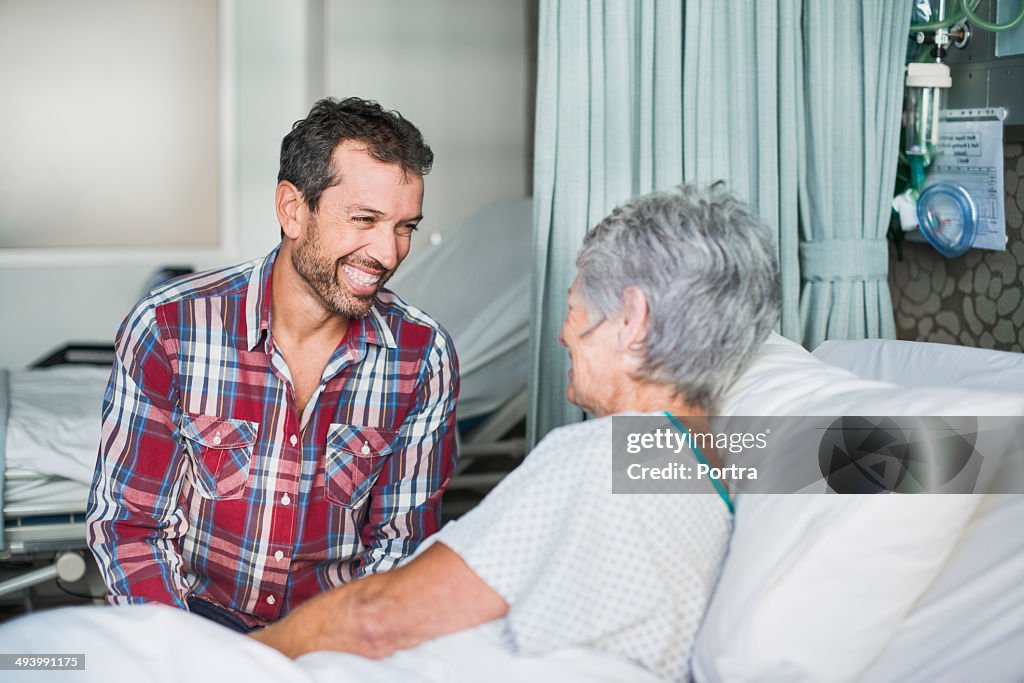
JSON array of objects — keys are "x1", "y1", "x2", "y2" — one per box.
[{"x1": 367, "y1": 226, "x2": 399, "y2": 271}]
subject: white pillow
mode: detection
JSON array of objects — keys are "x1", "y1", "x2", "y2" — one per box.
[
  {"x1": 692, "y1": 333, "x2": 1024, "y2": 683},
  {"x1": 813, "y1": 337, "x2": 1024, "y2": 397}
]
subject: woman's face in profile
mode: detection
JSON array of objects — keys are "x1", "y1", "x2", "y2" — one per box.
[{"x1": 558, "y1": 278, "x2": 620, "y2": 416}]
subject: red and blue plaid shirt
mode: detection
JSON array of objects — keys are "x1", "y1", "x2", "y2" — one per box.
[{"x1": 86, "y1": 246, "x2": 458, "y2": 627}]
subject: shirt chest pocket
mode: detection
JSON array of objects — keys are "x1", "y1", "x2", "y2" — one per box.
[
  {"x1": 179, "y1": 413, "x2": 259, "y2": 500},
  {"x1": 324, "y1": 424, "x2": 397, "y2": 509}
]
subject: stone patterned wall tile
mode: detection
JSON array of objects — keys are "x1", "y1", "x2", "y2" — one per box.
[
  {"x1": 974, "y1": 263, "x2": 992, "y2": 292},
  {"x1": 930, "y1": 258, "x2": 947, "y2": 291},
  {"x1": 979, "y1": 331, "x2": 995, "y2": 347},
  {"x1": 1009, "y1": 197, "x2": 1023, "y2": 230},
  {"x1": 1012, "y1": 241, "x2": 1024, "y2": 264},
  {"x1": 989, "y1": 253, "x2": 1017, "y2": 284},
  {"x1": 904, "y1": 272, "x2": 931, "y2": 303},
  {"x1": 975, "y1": 296, "x2": 996, "y2": 324},
  {"x1": 994, "y1": 319, "x2": 1015, "y2": 343},
  {"x1": 988, "y1": 277, "x2": 1003, "y2": 299},
  {"x1": 1013, "y1": 303, "x2": 1024, "y2": 328},
  {"x1": 963, "y1": 296, "x2": 983, "y2": 336},
  {"x1": 957, "y1": 269, "x2": 973, "y2": 293},
  {"x1": 997, "y1": 286, "x2": 1021, "y2": 316},
  {"x1": 936, "y1": 311, "x2": 959, "y2": 333}
]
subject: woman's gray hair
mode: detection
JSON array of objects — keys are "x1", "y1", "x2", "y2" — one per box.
[{"x1": 575, "y1": 182, "x2": 781, "y2": 412}]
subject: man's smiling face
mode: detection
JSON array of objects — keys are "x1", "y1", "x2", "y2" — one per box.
[{"x1": 291, "y1": 140, "x2": 424, "y2": 318}]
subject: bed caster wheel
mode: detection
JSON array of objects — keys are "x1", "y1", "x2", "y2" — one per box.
[{"x1": 55, "y1": 552, "x2": 87, "y2": 583}]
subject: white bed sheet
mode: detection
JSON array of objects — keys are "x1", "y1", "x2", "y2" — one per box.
[
  {"x1": 4, "y1": 468, "x2": 90, "y2": 509},
  {"x1": 6, "y1": 365, "x2": 109, "y2": 484},
  {"x1": 857, "y1": 494, "x2": 1024, "y2": 682},
  {"x1": 0, "y1": 604, "x2": 661, "y2": 683}
]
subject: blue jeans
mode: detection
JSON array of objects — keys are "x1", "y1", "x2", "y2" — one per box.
[{"x1": 187, "y1": 597, "x2": 257, "y2": 634}]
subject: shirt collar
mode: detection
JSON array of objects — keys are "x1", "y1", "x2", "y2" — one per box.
[
  {"x1": 245, "y1": 246, "x2": 277, "y2": 352},
  {"x1": 245, "y1": 245, "x2": 398, "y2": 352},
  {"x1": 362, "y1": 299, "x2": 398, "y2": 349}
]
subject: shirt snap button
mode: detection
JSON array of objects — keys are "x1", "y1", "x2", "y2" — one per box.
[
  {"x1": 274, "y1": 550, "x2": 284, "y2": 561},
  {"x1": 266, "y1": 595, "x2": 276, "y2": 605},
  {"x1": 290, "y1": 434, "x2": 298, "y2": 446},
  {"x1": 361, "y1": 442, "x2": 371, "y2": 455},
  {"x1": 212, "y1": 434, "x2": 222, "y2": 446},
  {"x1": 281, "y1": 494, "x2": 291, "y2": 506}
]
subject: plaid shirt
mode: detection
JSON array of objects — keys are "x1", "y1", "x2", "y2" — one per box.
[{"x1": 86, "y1": 247, "x2": 458, "y2": 627}]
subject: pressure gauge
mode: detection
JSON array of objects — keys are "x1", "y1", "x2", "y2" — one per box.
[{"x1": 915, "y1": 183, "x2": 978, "y2": 258}]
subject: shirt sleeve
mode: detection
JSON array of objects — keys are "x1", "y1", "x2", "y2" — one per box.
[
  {"x1": 86, "y1": 300, "x2": 191, "y2": 609},
  {"x1": 352, "y1": 326, "x2": 460, "y2": 577}
]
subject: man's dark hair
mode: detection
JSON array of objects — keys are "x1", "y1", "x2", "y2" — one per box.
[{"x1": 278, "y1": 97, "x2": 433, "y2": 213}]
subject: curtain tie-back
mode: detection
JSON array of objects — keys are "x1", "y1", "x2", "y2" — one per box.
[{"x1": 799, "y1": 239, "x2": 889, "y2": 282}]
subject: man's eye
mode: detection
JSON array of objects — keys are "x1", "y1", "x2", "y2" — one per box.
[
  {"x1": 396, "y1": 224, "x2": 418, "y2": 238},
  {"x1": 353, "y1": 216, "x2": 374, "y2": 224}
]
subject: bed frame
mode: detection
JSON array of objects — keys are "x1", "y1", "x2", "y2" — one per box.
[{"x1": 0, "y1": 345, "x2": 113, "y2": 606}]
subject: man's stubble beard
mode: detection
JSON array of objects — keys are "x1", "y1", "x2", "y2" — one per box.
[{"x1": 291, "y1": 216, "x2": 392, "y2": 319}]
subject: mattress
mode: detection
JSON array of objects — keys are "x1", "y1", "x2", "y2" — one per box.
[{"x1": 2, "y1": 366, "x2": 108, "y2": 551}]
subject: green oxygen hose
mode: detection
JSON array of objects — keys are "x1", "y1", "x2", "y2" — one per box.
[
  {"x1": 909, "y1": 154, "x2": 928, "y2": 192},
  {"x1": 961, "y1": 0, "x2": 1024, "y2": 31},
  {"x1": 909, "y1": 0, "x2": 981, "y2": 32}
]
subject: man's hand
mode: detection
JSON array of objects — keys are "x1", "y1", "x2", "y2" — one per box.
[
  {"x1": 246, "y1": 576, "x2": 378, "y2": 659},
  {"x1": 247, "y1": 542, "x2": 507, "y2": 659}
]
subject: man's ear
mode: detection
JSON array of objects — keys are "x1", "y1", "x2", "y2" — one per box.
[
  {"x1": 276, "y1": 181, "x2": 308, "y2": 240},
  {"x1": 617, "y1": 286, "x2": 650, "y2": 354}
]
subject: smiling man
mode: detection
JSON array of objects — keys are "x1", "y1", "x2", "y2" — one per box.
[{"x1": 86, "y1": 98, "x2": 459, "y2": 633}]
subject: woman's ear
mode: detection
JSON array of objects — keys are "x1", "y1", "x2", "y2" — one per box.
[
  {"x1": 276, "y1": 181, "x2": 308, "y2": 240},
  {"x1": 618, "y1": 286, "x2": 650, "y2": 354}
]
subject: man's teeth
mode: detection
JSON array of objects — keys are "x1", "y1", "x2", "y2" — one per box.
[{"x1": 343, "y1": 264, "x2": 380, "y2": 286}]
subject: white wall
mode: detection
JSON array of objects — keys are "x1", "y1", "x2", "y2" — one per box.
[
  {"x1": 0, "y1": 0, "x2": 533, "y2": 369},
  {"x1": 324, "y1": 0, "x2": 531, "y2": 239},
  {"x1": 0, "y1": 0, "x2": 314, "y2": 368}
]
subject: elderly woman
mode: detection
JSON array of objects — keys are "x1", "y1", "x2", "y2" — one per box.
[{"x1": 251, "y1": 182, "x2": 781, "y2": 681}]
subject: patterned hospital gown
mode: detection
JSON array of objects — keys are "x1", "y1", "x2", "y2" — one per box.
[{"x1": 436, "y1": 415, "x2": 733, "y2": 681}]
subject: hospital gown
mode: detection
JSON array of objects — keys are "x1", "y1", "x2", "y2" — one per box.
[{"x1": 435, "y1": 415, "x2": 733, "y2": 682}]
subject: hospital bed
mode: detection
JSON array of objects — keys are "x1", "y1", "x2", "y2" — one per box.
[
  {"x1": 388, "y1": 198, "x2": 533, "y2": 513},
  {"x1": 1, "y1": 332, "x2": 1021, "y2": 681},
  {"x1": 0, "y1": 351, "x2": 112, "y2": 603}
]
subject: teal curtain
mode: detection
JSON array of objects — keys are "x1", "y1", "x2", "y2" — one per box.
[
  {"x1": 530, "y1": 1, "x2": 911, "y2": 443},
  {"x1": 798, "y1": 2, "x2": 910, "y2": 348},
  {"x1": 682, "y1": 0, "x2": 803, "y2": 341},
  {"x1": 529, "y1": 0, "x2": 684, "y2": 446},
  {"x1": 684, "y1": 0, "x2": 802, "y2": 342}
]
